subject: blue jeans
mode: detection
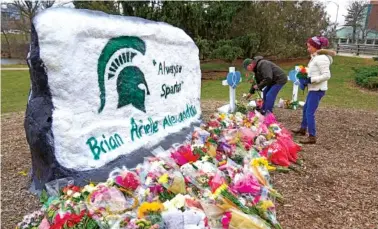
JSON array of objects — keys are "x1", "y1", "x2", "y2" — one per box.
[
  {"x1": 301, "y1": 91, "x2": 325, "y2": 136},
  {"x1": 262, "y1": 84, "x2": 284, "y2": 114}
]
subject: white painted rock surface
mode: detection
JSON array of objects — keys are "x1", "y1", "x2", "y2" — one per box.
[{"x1": 24, "y1": 7, "x2": 202, "y2": 191}]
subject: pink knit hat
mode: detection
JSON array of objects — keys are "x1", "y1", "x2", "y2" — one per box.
[{"x1": 307, "y1": 36, "x2": 329, "y2": 49}]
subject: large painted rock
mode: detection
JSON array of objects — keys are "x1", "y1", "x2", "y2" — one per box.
[{"x1": 25, "y1": 8, "x2": 202, "y2": 192}]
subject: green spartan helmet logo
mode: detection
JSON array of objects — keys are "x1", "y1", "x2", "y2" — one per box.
[{"x1": 97, "y1": 36, "x2": 150, "y2": 113}]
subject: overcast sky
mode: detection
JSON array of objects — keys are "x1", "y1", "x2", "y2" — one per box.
[
  {"x1": 320, "y1": 0, "x2": 351, "y2": 28},
  {"x1": 2, "y1": 0, "x2": 355, "y2": 29},
  {"x1": 55, "y1": 0, "x2": 352, "y2": 27}
]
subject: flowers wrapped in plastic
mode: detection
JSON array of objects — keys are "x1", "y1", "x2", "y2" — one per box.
[
  {"x1": 227, "y1": 208, "x2": 271, "y2": 229},
  {"x1": 261, "y1": 141, "x2": 291, "y2": 167},
  {"x1": 114, "y1": 170, "x2": 141, "y2": 192},
  {"x1": 171, "y1": 144, "x2": 200, "y2": 166},
  {"x1": 18, "y1": 109, "x2": 304, "y2": 229},
  {"x1": 86, "y1": 185, "x2": 139, "y2": 215},
  {"x1": 137, "y1": 201, "x2": 164, "y2": 228}
]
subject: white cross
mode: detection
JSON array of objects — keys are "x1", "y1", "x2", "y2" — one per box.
[
  {"x1": 218, "y1": 67, "x2": 240, "y2": 113},
  {"x1": 292, "y1": 82, "x2": 299, "y2": 110}
]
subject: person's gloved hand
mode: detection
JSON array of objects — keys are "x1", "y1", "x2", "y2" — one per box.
[
  {"x1": 249, "y1": 84, "x2": 258, "y2": 94},
  {"x1": 299, "y1": 78, "x2": 310, "y2": 90}
]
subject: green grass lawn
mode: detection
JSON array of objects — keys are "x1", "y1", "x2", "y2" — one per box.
[
  {"x1": 1, "y1": 70, "x2": 30, "y2": 113},
  {"x1": 201, "y1": 56, "x2": 378, "y2": 111},
  {"x1": 1, "y1": 64, "x2": 28, "y2": 68},
  {"x1": 1, "y1": 56, "x2": 377, "y2": 114}
]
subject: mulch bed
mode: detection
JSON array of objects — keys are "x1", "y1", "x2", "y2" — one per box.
[{"x1": 2, "y1": 102, "x2": 378, "y2": 228}]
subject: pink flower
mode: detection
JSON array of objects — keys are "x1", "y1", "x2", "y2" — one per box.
[
  {"x1": 38, "y1": 217, "x2": 50, "y2": 229},
  {"x1": 264, "y1": 113, "x2": 277, "y2": 126},
  {"x1": 149, "y1": 185, "x2": 163, "y2": 194},
  {"x1": 115, "y1": 171, "x2": 140, "y2": 191},
  {"x1": 232, "y1": 173, "x2": 261, "y2": 195},
  {"x1": 221, "y1": 212, "x2": 232, "y2": 229},
  {"x1": 248, "y1": 111, "x2": 256, "y2": 120},
  {"x1": 209, "y1": 171, "x2": 226, "y2": 193}
]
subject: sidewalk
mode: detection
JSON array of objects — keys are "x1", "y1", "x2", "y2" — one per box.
[
  {"x1": 1, "y1": 68, "x2": 29, "y2": 71},
  {"x1": 336, "y1": 52, "x2": 377, "y2": 59}
]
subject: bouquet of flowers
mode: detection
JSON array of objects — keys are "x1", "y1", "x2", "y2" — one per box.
[
  {"x1": 18, "y1": 109, "x2": 304, "y2": 229},
  {"x1": 295, "y1": 65, "x2": 309, "y2": 90}
]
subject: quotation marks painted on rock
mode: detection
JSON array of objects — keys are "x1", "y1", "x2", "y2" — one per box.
[
  {"x1": 161, "y1": 81, "x2": 184, "y2": 99},
  {"x1": 97, "y1": 36, "x2": 150, "y2": 113},
  {"x1": 157, "y1": 61, "x2": 183, "y2": 77}
]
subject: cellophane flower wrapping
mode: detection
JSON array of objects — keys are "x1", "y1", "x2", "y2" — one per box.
[{"x1": 19, "y1": 110, "x2": 302, "y2": 229}]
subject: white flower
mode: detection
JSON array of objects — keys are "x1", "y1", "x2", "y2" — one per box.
[
  {"x1": 163, "y1": 200, "x2": 174, "y2": 211},
  {"x1": 82, "y1": 184, "x2": 96, "y2": 193},
  {"x1": 67, "y1": 190, "x2": 73, "y2": 196},
  {"x1": 106, "y1": 178, "x2": 115, "y2": 186},
  {"x1": 73, "y1": 192, "x2": 81, "y2": 198},
  {"x1": 193, "y1": 161, "x2": 217, "y2": 174},
  {"x1": 191, "y1": 143, "x2": 204, "y2": 149},
  {"x1": 180, "y1": 164, "x2": 196, "y2": 178},
  {"x1": 202, "y1": 155, "x2": 210, "y2": 161},
  {"x1": 145, "y1": 177, "x2": 152, "y2": 186},
  {"x1": 239, "y1": 197, "x2": 246, "y2": 205},
  {"x1": 170, "y1": 194, "x2": 187, "y2": 209}
]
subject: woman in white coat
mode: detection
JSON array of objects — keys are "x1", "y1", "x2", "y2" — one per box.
[{"x1": 292, "y1": 36, "x2": 336, "y2": 144}]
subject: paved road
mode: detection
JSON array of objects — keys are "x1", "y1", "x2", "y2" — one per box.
[
  {"x1": 1, "y1": 68, "x2": 29, "y2": 71},
  {"x1": 337, "y1": 53, "x2": 377, "y2": 59}
]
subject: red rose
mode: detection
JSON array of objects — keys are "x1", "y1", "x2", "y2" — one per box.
[
  {"x1": 115, "y1": 172, "x2": 140, "y2": 191},
  {"x1": 71, "y1": 186, "x2": 81, "y2": 193}
]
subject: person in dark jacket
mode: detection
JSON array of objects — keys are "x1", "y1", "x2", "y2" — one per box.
[{"x1": 243, "y1": 56, "x2": 287, "y2": 114}]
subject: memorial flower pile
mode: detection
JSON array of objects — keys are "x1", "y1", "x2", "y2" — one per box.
[{"x1": 18, "y1": 110, "x2": 302, "y2": 229}]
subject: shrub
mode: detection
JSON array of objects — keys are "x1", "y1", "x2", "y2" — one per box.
[
  {"x1": 210, "y1": 39, "x2": 243, "y2": 63},
  {"x1": 194, "y1": 37, "x2": 212, "y2": 60},
  {"x1": 354, "y1": 66, "x2": 378, "y2": 89}
]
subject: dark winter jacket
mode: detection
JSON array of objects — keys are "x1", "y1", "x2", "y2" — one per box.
[{"x1": 249, "y1": 56, "x2": 287, "y2": 94}]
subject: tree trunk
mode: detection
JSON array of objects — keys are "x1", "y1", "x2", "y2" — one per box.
[
  {"x1": 2, "y1": 30, "x2": 12, "y2": 58},
  {"x1": 352, "y1": 26, "x2": 356, "y2": 44}
]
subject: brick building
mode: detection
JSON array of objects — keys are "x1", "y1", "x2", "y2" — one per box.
[
  {"x1": 336, "y1": 0, "x2": 378, "y2": 45},
  {"x1": 367, "y1": 0, "x2": 378, "y2": 31}
]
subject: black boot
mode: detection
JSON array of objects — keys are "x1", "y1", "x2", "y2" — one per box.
[
  {"x1": 292, "y1": 128, "x2": 306, "y2": 136},
  {"x1": 299, "y1": 136, "x2": 317, "y2": 144}
]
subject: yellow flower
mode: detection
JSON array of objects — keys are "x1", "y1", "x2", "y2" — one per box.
[
  {"x1": 158, "y1": 174, "x2": 169, "y2": 184},
  {"x1": 266, "y1": 132, "x2": 275, "y2": 140},
  {"x1": 243, "y1": 119, "x2": 252, "y2": 128},
  {"x1": 219, "y1": 113, "x2": 227, "y2": 120},
  {"x1": 218, "y1": 160, "x2": 227, "y2": 166},
  {"x1": 212, "y1": 184, "x2": 228, "y2": 198},
  {"x1": 138, "y1": 202, "x2": 164, "y2": 218},
  {"x1": 251, "y1": 158, "x2": 276, "y2": 171},
  {"x1": 259, "y1": 200, "x2": 274, "y2": 211}
]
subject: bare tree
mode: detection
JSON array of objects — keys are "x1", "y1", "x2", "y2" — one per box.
[
  {"x1": 1, "y1": 11, "x2": 13, "y2": 57},
  {"x1": 12, "y1": 0, "x2": 41, "y2": 24},
  {"x1": 10, "y1": 0, "x2": 55, "y2": 39},
  {"x1": 344, "y1": 0, "x2": 369, "y2": 44},
  {"x1": 41, "y1": 1, "x2": 55, "y2": 9}
]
